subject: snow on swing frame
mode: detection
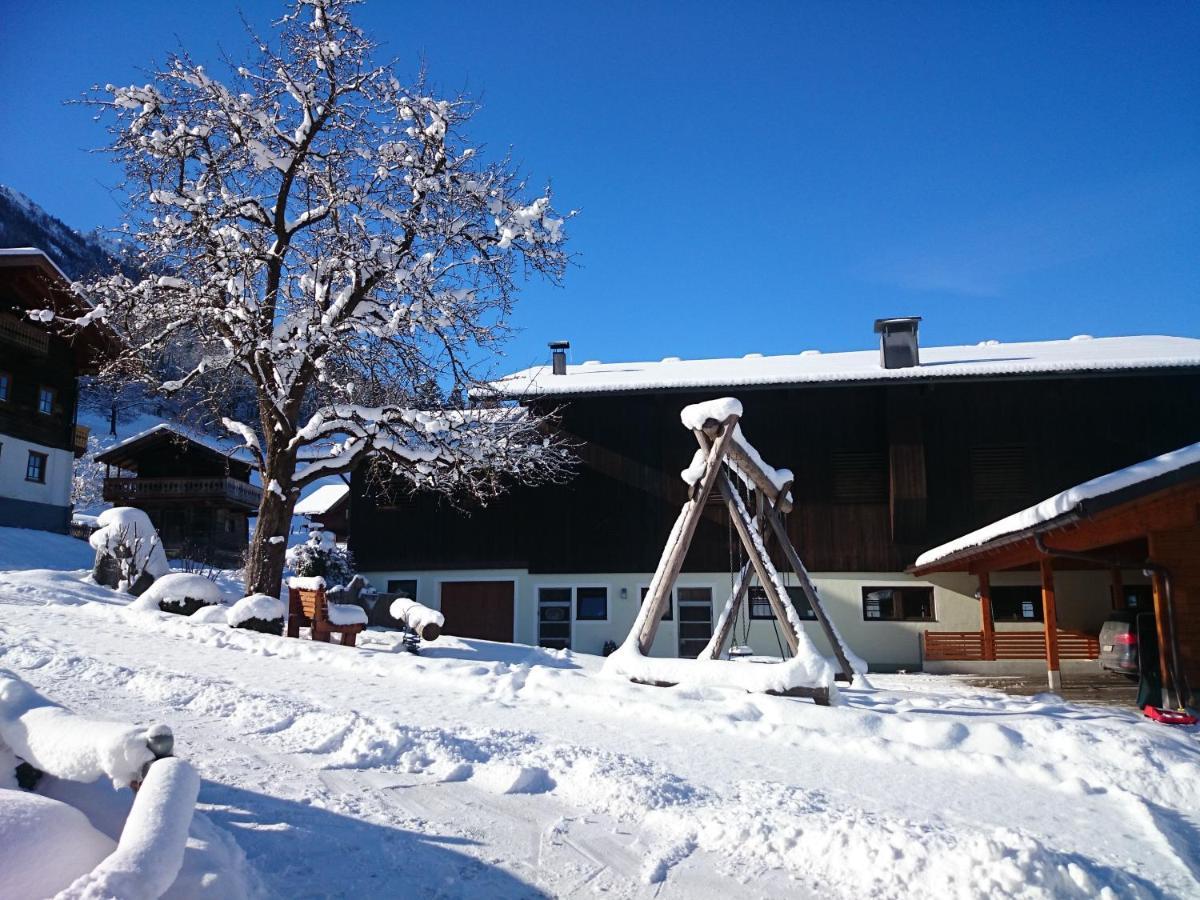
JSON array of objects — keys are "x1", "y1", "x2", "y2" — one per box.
[{"x1": 602, "y1": 398, "x2": 869, "y2": 705}]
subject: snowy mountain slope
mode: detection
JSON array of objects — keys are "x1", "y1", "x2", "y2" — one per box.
[
  {"x1": 0, "y1": 185, "x2": 123, "y2": 280},
  {"x1": 2, "y1": 530, "x2": 1198, "y2": 898}
]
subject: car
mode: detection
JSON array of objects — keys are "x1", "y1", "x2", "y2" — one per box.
[{"x1": 1098, "y1": 611, "x2": 1149, "y2": 677}]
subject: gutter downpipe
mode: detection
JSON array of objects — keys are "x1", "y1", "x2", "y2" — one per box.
[{"x1": 1033, "y1": 535, "x2": 1189, "y2": 710}]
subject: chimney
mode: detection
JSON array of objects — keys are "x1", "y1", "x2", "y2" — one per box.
[
  {"x1": 873, "y1": 317, "x2": 922, "y2": 369},
  {"x1": 549, "y1": 340, "x2": 570, "y2": 375}
]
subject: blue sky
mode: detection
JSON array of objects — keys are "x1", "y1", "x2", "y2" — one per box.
[{"x1": 2, "y1": 1, "x2": 1196, "y2": 374}]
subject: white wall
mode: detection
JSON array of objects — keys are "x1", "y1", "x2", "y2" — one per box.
[
  {"x1": 0, "y1": 432, "x2": 72, "y2": 507},
  {"x1": 362, "y1": 565, "x2": 1144, "y2": 668}
]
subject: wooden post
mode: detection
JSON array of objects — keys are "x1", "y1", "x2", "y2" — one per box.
[
  {"x1": 1039, "y1": 557, "x2": 1061, "y2": 691},
  {"x1": 978, "y1": 572, "x2": 995, "y2": 661},
  {"x1": 635, "y1": 415, "x2": 740, "y2": 654},
  {"x1": 1149, "y1": 569, "x2": 1176, "y2": 708},
  {"x1": 718, "y1": 473, "x2": 800, "y2": 656},
  {"x1": 763, "y1": 507, "x2": 857, "y2": 681},
  {"x1": 1110, "y1": 567, "x2": 1124, "y2": 611},
  {"x1": 701, "y1": 561, "x2": 752, "y2": 659}
]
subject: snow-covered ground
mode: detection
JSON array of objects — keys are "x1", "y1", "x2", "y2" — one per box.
[{"x1": 2, "y1": 527, "x2": 1198, "y2": 898}]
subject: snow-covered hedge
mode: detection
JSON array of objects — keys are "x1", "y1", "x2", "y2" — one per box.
[
  {"x1": 226, "y1": 593, "x2": 285, "y2": 635},
  {"x1": 129, "y1": 572, "x2": 224, "y2": 616},
  {"x1": 88, "y1": 507, "x2": 170, "y2": 595}
]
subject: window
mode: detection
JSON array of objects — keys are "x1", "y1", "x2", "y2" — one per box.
[
  {"x1": 37, "y1": 386, "x2": 56, "y2": 415},
  {"x1": 0, "y1": 371, "x2": 10, "y2": 402},
  {"x1": 386, "y1": 579, "x2": 417, "y2": 599},
  {"x1": 862, "y1": 586, "x2": 934, "y2": 621},
  {"x1": 576, "y1": 586, "x2": 608, "y2": 621},
  {"x1": 677, "y1": 587, "x2": 713, "y2": 658},
  {"x1": 990, "y1": 586, "x2": 1043, "y2": 622},
  {"x1": 538, "y1": 587, "x2": 572, "y2": 650},
  {"x1": 25, "y1": 451, "x2": 47, "y2": 483},
  {"x1": 832, "y1": 450, "x2": 888, "y2": 503},
  {"x1": 748, "y1": 585, "x2": 818, "y2": 620},
  {"x1": 639, "y1": 585, "x2": 673, "y2": 620}
]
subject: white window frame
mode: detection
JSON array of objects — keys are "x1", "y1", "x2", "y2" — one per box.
[{"x1": 537, "y1": 585, "x2": 574, "y2": 650}]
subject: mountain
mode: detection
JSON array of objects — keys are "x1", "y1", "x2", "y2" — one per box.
[{"x1": 0, "y1": 184, "x2": 122, "y2": 280}]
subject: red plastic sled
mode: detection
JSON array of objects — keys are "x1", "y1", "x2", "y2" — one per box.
[{"x1": 1143, "y1": 705, "x2": 1198, "y2": 726}]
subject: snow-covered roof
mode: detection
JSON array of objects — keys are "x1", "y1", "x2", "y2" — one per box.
[
  {"x1": 488, "y1": 335, "x2": 1200, "y2": 398},
  {"x1": 0, "y1": 246, "x2": 74, "y2": 284},
  {"x1": 913, "y1": 441, "x2": 1200, "y2": 570},
  {"x1": 293, "y1": 483, "x2": 349, "y2": 516},
  {"x1": 94, "y1": 423, "x2": 256, "y2": 468}
]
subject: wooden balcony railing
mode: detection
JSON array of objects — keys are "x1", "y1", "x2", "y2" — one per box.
[
  {"x1": 73, "y1": 424, "x2": 90, "y2": 458},
  {"x1": 103, "y1": 476, "x2": 262, "y2": 510},
  {"x1": 0, "y1": 312, "x2": 50, "y2": 354},
  {"x1": 924, "y1": 629, "x2": 1100, "y2": 662}
]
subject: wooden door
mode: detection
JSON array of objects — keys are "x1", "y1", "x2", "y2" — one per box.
[{"x1": 439, "y1": 581, "x2": 515, "y2": 643}]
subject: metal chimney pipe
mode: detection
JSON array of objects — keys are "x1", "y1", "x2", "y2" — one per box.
[
  {"x1": 873, "y1": 317, "x2": 922, "y2": 369},
  {"x1": 549, "y1": 340, "x2": 570, "y2": 375}
]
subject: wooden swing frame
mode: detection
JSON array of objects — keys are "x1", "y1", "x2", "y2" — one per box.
[{"x1": 627, "y1": 406, "x2": 859, "y2": 702}]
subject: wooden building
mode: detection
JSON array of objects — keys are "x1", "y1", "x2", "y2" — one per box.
[
  {"x1": 293, "y1": 483, "x2": 350, "y2": 542},
  {"x1": 912, "y1": 448, "x2": 1200, "y2": 707},
  {"x1": 0, "y1": 248, "x2": 108, "y2": 533},
  {"x1": 94, "y1": 424, "x2": 261, "y2": 566},
  {"x1": 350, "y1": 324, "x2": 1200, "y2": 666}
]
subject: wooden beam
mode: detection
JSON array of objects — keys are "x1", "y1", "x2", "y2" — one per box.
[
  {"x1": 634, "y1": 415, "x2": 740, "y2": 654},
  {"x1": 763, "y1": 506, "x2": 857, "y2": 681},
  {"x1": 717, "y1": 472, "x2": 800, "y2": 656},
  {"x1": 978, "y1": 572, "x2": 995, "y2": 661},
  {"x1": 701, "y1": 561, "x2": 752, "y2": 660},
  {"x1": 722, "y1": 441, "x2": 794, "y2": 514},
  {"x1": 1149, "y1": 569, "x2": 1175, "y2": 708},
  {"x1": 1040, "y1": 557, "x2": 1061, "y2": 691}
]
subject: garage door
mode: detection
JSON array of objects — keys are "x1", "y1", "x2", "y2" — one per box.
[{"x1": 439, "y1": 581, "x2": 515, "y2": 643}]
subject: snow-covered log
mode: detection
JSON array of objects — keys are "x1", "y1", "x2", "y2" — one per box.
[
  {"x1": 56, "y1": 757, "x2": 201, "y2": 900},
  {"x1": 0, "y1": 673, "x2": 156, "y2": 788},
  {"x1": 389, "y1": 597, "x2": 444, "y2": 641}
]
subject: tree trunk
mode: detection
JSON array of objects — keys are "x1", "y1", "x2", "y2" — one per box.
[{"x1": 245, "y1": 451, "x2": 297, "y2": 599}]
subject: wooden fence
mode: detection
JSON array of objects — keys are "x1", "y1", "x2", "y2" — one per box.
[{"x1": 924, "y1": 630, "x2": 1100, "y2": 662}]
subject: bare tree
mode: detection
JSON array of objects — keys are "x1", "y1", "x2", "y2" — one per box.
[{"x1": 52, "y1": 0, "x2": 574, "y2": 596}]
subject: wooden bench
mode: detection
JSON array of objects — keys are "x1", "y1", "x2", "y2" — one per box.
[{"x1": 287, "y1": 584, "x2": 367, "y2": 647}]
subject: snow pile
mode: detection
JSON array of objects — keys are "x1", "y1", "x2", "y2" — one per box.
[
  {"x1": 680, "y1": 448, "x2": 708, "y2": 486},
  {"x1": 679, "y1": 397, "x2": 742, "y2": 430},
  {"x1": 916, "y1": 439, "x2": 1200, "y2": 567},
  {"x1": 129, "y1": 572, "x2": 224, "y2": 612},
  {"x1": 0, "y1": 528, "x2": 96, "y2": 572},
  {"x1": 58, "y1": 757, "x2": 201, "y2": 900},
  {"x1": 389, "y1": 597, "x2": 444, "y2": 639},
  {"x1": 288, "y1": 575, "x2": 326, "y2": 591},
  {"x1": 326, "y1": 603, "x2": 368, "y2": 626},
  {"x1": 604, "y1": 643, "x2": 836, "y2": 698},
  {"x1": 293, "y1": 483, "x2": 349, "y2": 516},
  {"x1": 0, "y1": 672, "x2": 154, "y2": 787},
  {"x1": 0, "y1": 789, "x2": 117, "y2": 900},
  {"x1": 189, "y1": 604, "x2": 230, "y2": 624},
  {"x1": 227, "y1": 593, "x2": 285, "y2": 627}
]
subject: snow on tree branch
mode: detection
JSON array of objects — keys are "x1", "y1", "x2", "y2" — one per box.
[{"x1": 49, "y1": 0, "x2": 576, "y2": 597}]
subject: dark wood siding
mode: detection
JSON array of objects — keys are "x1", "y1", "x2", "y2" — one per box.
[{"x1": 352, "y1": 371, "x2": 1200, "y2": 574}]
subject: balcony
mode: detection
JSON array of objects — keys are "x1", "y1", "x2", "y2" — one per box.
[
  {"x1": 103, "y1": 476, "x2": 262, "y2": 510},
  {"x1": 73, "y1": 424, "x2": 90, "y2": 458}
]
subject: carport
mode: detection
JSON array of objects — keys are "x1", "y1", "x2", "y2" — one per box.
[{"x1": 911, "y1": 443, "x2": 1200, "y2": 709}]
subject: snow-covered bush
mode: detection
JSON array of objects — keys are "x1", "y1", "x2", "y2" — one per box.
[
  {"x1": 88, "y1": 507, "x2": 170, "y2": 595},
  {"x1": 286, "y1": 529, "x2": 354, "y2": 588},
  {"x1": 227, "y1": 593, "x2": 285, "y2": 635},
  {"x1": 70, "y1": 433, "x2": 106, "y2": 514},
  {"x1": 130, "y1": 572, "x2": 224, "y2": 616}
]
